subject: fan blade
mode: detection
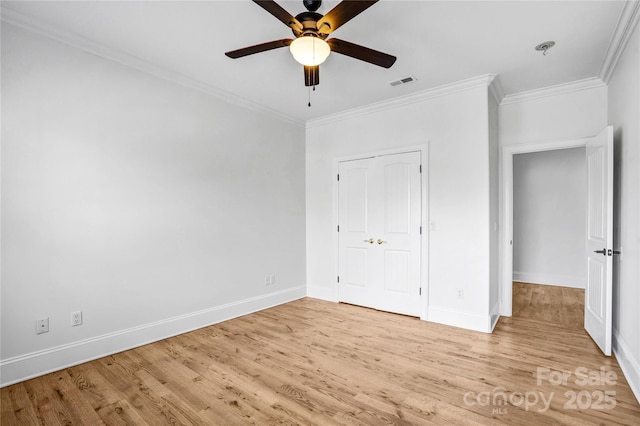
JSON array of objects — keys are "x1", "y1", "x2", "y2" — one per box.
[
  {"x1": 304, "y1": 65, "x2": 320, "y2": 86},
  {"x1": 316, "y1": 0, "x2": 378, "y2": 34},
  {"x1": 327, "y1": 38, "x2": 396, "y2": 68},
  {"x1": 253, "y1": 0, "x2": 303, "y2": 32},
  {"x1": 225, "y1": 39, "x2": 293, "y2": 59}
]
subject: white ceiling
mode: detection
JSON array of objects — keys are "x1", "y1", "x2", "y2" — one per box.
[{"x1": 1, "y1": 1, "x2": 629, "y2": 123}]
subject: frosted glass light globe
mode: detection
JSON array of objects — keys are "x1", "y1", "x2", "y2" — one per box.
[{"x1": 290, "y1": 37, "x2": 330, "y2": 66}]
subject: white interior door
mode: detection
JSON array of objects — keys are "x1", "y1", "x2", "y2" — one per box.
[
  {"x1": 585, "y1": 126, "x2": 614, "y2": 356},
  {"x1": 338, "y1": 156, "x2": 376, "y2": 310},
  {"x1": 338, "y1": 151, "x2": 421, "y2": 316}
]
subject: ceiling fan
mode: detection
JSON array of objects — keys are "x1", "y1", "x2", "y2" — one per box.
[{"x1": 225, "y1": 0, "x2": 396, "y2": 87}]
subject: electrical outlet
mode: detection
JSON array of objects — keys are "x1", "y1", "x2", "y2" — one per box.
[
  {"x1": 265, "y1": 274, "x2": 276, "y2": 286},
  {"x1": 71, "y1": 311, "x2": 83, "y2": 327},
  {"x1": 36, "y1": 318, "x2": 49, "y2": 334},
  {"x1": 457, "y1": 289, "x2": 464, "y2": 300}
]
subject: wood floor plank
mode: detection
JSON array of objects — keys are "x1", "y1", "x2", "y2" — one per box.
[
  {"x1": 44, "y1": 369, "x2": 106, "y2": 425},
  {"x1": 512, "y1": 281, "x2": 584, "y2": 329},
  {"x1": 66, "y1": 361, "x2": 125, "y2": 411},
  {"x1": 2, "y1": 292, "x2": 639, "y2": 425},
  {"x1": 0, "y1": 382, "x2": 41, "y2": 425},
  {"x1": 21, "y1": 373, "x2": 80, "y2": 426},
  {"x1": 94, "y1": 398, "x2": 151, "y2": 426}
]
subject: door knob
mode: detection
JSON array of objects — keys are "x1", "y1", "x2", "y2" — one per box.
[
  {"x1": 593, "y1": 249, "x2": 606, "y2": 255},
  {"x1": 363, "y1": 238, "x2": 374, "y2": 244},
  {"x1": 377, "y1": 239, "x2": 387, "y2": 245}
]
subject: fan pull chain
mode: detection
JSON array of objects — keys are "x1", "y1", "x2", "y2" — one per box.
[
  {"x1": 307, "y1": 86, "x2": 317, "y2": 107},
  {"x1": 308, "y1": 38, "x2": 318, "y2": 106},
  {"x1": 307, "y1": 65, "x2": 317, "y2": 107}
]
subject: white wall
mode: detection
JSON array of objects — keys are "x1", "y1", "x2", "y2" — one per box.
[
  {"x1": 512, "y1": 148, "x2": 586, "y2": 288},
  {"x1": 500, "y1": 84, "x2": 608, "y2": 146},
  {"x1": 607, "y1": 19, "x2": 640, "y2": 403},
  {"x1": 1, "y1": 24, "x2": 306, "y2": 385},
  {"x1": 306, "y1": 77, "x2": 497, "y2": 332}
]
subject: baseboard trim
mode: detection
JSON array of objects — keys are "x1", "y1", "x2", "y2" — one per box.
[
  {"x1": 427, "y1": 305, "x2": 494, "y2": 333},
  {"x1": 612, "y1": 328, "x2": 640, "y2": 405},
  {"x1": 513, "y1": 271, "x2": 585, "y2": 289},
  {"x1": 0, "y1": 286, "x2": 306, "y2": 387},
  {"x1": 306, "y1": 284, "x2": 337, "y2": 302}
]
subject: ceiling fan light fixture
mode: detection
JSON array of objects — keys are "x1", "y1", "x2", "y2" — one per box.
[{"x1": 290, "y1": 36, "x2": 330, "y2": 66}]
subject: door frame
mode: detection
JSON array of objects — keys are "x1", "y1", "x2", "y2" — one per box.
[
  {"x1": 333, "y1": 144, "x2": 430, "y2": 320},
  {"x1": 500, "y1": 137, "x2": 589, "y2": 316}
]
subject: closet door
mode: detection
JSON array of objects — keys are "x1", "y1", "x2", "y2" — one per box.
[{"x1": 338, "y1": 151, "x2": 421, "y2": 316}]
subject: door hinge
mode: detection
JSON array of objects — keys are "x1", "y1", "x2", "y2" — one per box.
[
  {"x1": 337, "y1": 276, "x2": 340, "y2": 283},
  {"x1": 337, "y1": 225, "x2": 340, "y2": 232},
  {"x1": 419, "y1": 165, "x2": 422, "y2": 173},
  {"x1": 419, "y1": 287, "x2": 422, "y2": 295},
  {"x1": 337, "y1": 174, "x2": 340, "y2": 181},
  {"x1": 420, "y1": 225, "x2": 422, "y2": 235}
]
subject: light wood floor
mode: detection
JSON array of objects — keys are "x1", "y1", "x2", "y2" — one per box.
[
  {"x1": 2, "y1": 293, "x2": 639, "y2": 425},
  {"x1": 512, "y1": 281, "x2": 585, "y2": 329}
]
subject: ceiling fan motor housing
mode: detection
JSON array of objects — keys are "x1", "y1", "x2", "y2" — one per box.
[{"x1": 293, "y1": 11, "x2": 327, "y2": 37}]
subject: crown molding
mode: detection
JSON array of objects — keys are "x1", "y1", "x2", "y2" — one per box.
[
  {"x1": 0, "y1": 5, "x2": 305, "y2": 128},
  {"x1": 307, "y1": 74, "x2": 497, "y2": 128},
  {"x1": 599, "y1": 0, "x2": 640, "y2": 83},
  {"x1": 500, "y1": 77, "x2": 606, "y2": 106}
]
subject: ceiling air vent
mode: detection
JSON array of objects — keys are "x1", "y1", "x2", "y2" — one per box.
[{"x1": 390, "y1": 76, "x2": 417, "y2": 87}]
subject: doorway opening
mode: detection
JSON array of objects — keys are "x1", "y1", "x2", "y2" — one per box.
[
  {"x1": 511, "y1": 147, "x2": 586, "y2": 329},
  {"x1": 500, "y1": 137, "x2": 589, "y2": 317},
  {"x1": 501, "y1": 127, "x2": 614, "y2": 355}
]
